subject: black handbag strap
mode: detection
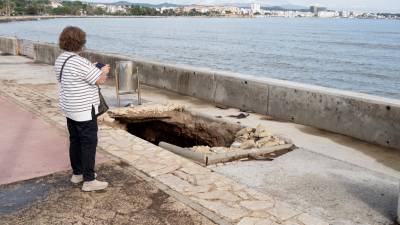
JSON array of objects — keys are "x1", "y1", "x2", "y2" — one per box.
[{"x1": 59, "y1": 55, "x2": 76, "y2": 83}]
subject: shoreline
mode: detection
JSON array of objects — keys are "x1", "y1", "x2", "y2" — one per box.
[
  {"x1": 1, "y1": 15, "x2": 399, "y2": 23},
  {"x1": 0, "y1": 15, "x2": 172, "y2": 23}
]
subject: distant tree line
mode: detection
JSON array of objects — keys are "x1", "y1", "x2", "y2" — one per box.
[
  {"x1": 128, "y1": 6, "x2": 159, "y2": 16},
  {"x1": 0, "y1": 0, "x2": 85, "y2": 15},
  {"x1": 0, "y1": 0, "x2": 51, "y2": 15},
  {"x1": 0, "y1": 0, "x2": 166, "y2": 16},
  {"x1": 0, "y1": 0, "x2": 228, "y2": 17}
]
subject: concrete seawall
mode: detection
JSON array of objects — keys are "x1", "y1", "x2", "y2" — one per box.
[
  {"x1": 0, "y1": 16, "x2": 63, "y2": 23},
  {"x1": 1, "y1": 36, "x2": 399, "y2": 150}
]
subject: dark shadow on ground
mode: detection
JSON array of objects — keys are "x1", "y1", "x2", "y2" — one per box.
[{"x1": 338, "y1": 174, "x2": 398, "y2": 222}]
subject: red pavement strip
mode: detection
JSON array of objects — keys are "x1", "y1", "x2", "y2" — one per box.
[{"x1": 0, "y1": 96, "x2": 108, "y2": 185}]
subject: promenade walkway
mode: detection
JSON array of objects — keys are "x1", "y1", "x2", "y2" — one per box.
[
  {"x1": 0, "y1": 54, "x2": 331, "y2": 225},
  {"x1": 0, "y1": 56, "x2": 217, "y2": 225},
  {"x1": 0, "y1": 54, "x2": 398, "y2": 225},
  {"x1": 0, "y1": 96, "x2": 70, "y2": 185}
]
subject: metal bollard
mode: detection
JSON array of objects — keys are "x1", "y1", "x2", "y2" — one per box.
[
  {"x1": 397, "y1": 181, "x2": 400, "y2": 223},
  {"x1": 115, "y1": 61, "x2": 141, "y2": 107}
]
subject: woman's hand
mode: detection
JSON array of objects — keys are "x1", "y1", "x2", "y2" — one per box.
[
  {"x1": 95, "y1": 65, "x2": 110, "y2": 85},
  {"x1": 95, "y1": 74, "x2": 107, "y2": 85},
  {"x1": 101, "y1": 64, "x2": 110, "y2": 75}
]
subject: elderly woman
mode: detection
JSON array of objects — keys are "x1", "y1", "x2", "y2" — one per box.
[{"x1": 54, "y1": 26, "x2": 109, "y2": 191}]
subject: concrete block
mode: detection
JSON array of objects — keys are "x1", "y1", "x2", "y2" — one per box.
[
  {"x1": 33, "y1": 43, "x2": 61, "y2": 65},
  {"x1": 268, "y1": 83, "x2": 400, "y2": 149},
  {"x1": 214, "y1": 74, "x2": 269, "y2": 113},
  {"x1": 185, "y1": 70, "x2": 216, "y2": 101},
  {"x1": 137, "y1": 61, "x2": 180, "y2": 91},
  {"x1": 137, "y1": 63, "x2": 217, "y2": 102},
  {"x1": 0, "y1": 37, "x2": 18, "y2": 55},
  {"x1": 17, "y1": 39, "x2": 35, "y2": 58}
]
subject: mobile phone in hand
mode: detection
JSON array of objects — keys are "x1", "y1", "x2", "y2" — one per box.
[{"x1": 95, "y1": 63, "x2": 105, "y2": 69}]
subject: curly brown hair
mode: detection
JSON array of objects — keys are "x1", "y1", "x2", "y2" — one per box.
[{"x1": 59, "y1": 26, "x2": 86, "y2": 52}]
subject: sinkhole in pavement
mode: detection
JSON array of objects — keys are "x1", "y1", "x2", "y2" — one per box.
[
  {"x1": 109, "y1": 104, "x2": 294, "y2": 165},
  {"x1": 112, "y1": 106, "x2": 241, "y2": 149}
]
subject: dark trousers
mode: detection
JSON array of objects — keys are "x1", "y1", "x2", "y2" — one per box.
[{"x1": 66, "y1": 109, "x2": 98, "y2": 182}]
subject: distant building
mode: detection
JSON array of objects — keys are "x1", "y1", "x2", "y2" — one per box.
[
  {"x1": 251, "y1": 3, "x2": 261, "y2": 14},
  {"x1": 50, "y1": 0, "x2": 62, "y2": 8},
  {"x1": 92, "y1": 3, "x2": 127, "y2": 14},
  {"x1": 310, "y1": 6, "x2": 318, "y2": 14},
  {"x1": 223, "y1": 6, "x2": 240, "y2": 15},
  {"x1": 310, "y1": 5, "x2": 327, "y2": 16},
  {"x1": 160, "y1": 7, "x2": 177, "y2": 13},
  {"x1": 266, "y1": 10, "x2": 313, "y2": 18},
  {"x1": 94, "y1": 4, "x2": 107, "y2": 10},
  {"x1": 318, "y1": 10, "x2": 339, "y2": 18},
  {"x1": 339, "y1": 11, "x2": 350, "y2": 17},
  {"x1": 208, "y1": 6, "x2": 226, "y2": 14},
  {"x1": 240, "y1": 8, "x2": 250, "y2": 15},
  {"x1": 106, "y1": 5, "x2": 127, "y2": 14}
]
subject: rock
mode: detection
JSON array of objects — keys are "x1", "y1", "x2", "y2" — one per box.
[
  {"x1": 248, "y1": 132, "x2": 256, "y2": 139},
  {"x1": 240, "y1": 140, "x2": 256, "y2": 149},
  {"x1": 255, "y1": 124, "x2": 266, "y2": 132},
  {"x1": 254, "y1": 125, "x2": 272, "y2": 138},
  {"x1": 192, "y1": 146, "x2": 211, "y2": 153},
  {"x1": 259, "y1": 140, "x2": 280, "y2": 147},
  {"x1": 256, "y1": 137, "x2": 273, "y2": 148},
  {"x1": 254, "y1": 124, "x2": 266, "y2": 135},
  {"x1": 235, "y1": 136, "x2": 247, "y2": 142},
  {"x1": 242, "y1": 133, "x2": 251, "y2": 140},
  {"x1": 231, "y1": 141, "x2": 241, "y2": 148},
  {"x1": 235, "y1": 127, "x2": 253, "y2": 137},
  {"x1": 257, "y1": 131, "x2": 272, "y2": 138},
  {"x1": 98, "y1": 113, "x2": 114, "y2": 123},
  {"x1": 211, "y1": 147, "x2": 227, "y2": 154}
]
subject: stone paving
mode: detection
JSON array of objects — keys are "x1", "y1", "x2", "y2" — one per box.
[
  {"x1": 0, "y1": 162, "x2": 216, "y2": 225},
  {"x1": 0, "y1": 79, "x2": 329, "y2": 225}
]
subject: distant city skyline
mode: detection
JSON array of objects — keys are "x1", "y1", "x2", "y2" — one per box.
[{"x1": 83, "y1": 0, "x2": 400, "y2": 13}]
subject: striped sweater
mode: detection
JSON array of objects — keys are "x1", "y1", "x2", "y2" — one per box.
[{"x1": 54, "y1": 52, "x2": 102, "y2": 122}]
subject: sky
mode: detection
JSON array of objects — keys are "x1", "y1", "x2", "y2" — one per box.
[{"x1": 89, "y1": 0, "x2": 400, "y2": 12}]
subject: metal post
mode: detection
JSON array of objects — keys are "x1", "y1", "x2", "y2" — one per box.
[
  {"x1": 397, "y1": 181, "x2": 400, "y2": 223},
  {"x1": 115, "y1": 61, "x2": 137, "y2": 107},
  {"x1": 114, "y1": 66, "x2": 120, "y2": 107},
  {"x1": 137, "y1": 67, "x2": 142, "y2": 105}
]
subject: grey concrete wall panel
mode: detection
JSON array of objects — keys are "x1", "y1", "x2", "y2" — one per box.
[
  {"x1": 33, "y1": 42, "x2": 61, "y2": 65},
  {"x1": 214, "y1": 74, "x2": 269, "y2": 113},
  {"x1": 17, "y1": 39, "x2": 34, "y2": 58},
  {"x1": 136, "y1": 62, "x2": 217, "y2": 101},
  {"x1": 0, "y1": 36, "x2": 18, "y2": 55},
  {"x1": 267, "y1": 83, "x2": 400, "y2": 149},
  {"x1": 137, "y1": 62, "x2": 181, "y2": 92},
  {"x1": 185, "y1": 70, "x2": 216, "y2": 101}
]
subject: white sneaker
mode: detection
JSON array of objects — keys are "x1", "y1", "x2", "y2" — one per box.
[
  {"x1": 70, "y1": 173, "x2": 97, "y2": 184},
  {"x1": 82, "y1": 179, "x2": 108, "y2": 192}
]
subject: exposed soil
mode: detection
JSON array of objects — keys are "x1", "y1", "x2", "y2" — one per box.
[{"x1": 114, "y1": 107, "x2": 241, "y2": 148}]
